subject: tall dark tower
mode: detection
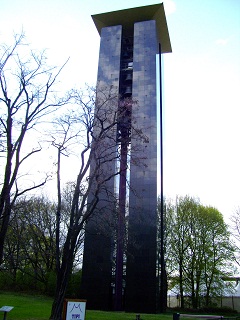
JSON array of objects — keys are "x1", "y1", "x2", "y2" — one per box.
[{"x1": 81, "y1": 3, "x2": 171, "y2": 313}]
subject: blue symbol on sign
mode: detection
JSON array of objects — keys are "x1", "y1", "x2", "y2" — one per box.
[{"x1": 70, "y1": 304, "x2": 83, "y2": 313}]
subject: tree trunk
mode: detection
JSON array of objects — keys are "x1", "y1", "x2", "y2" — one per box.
[
  {"x1": 50, "y1": 269, "x2": 70, "y2": 319},
  {"x1": 0, "y1": 201, "x2": 11, "y2": 265},
  {"x1": 191, "y1": 273, "x2": 197, "y2": 309},
  {"x1": 179, "y1": 258, "x2": 185, "y2": 309},
  {"x1": 50, "y1": 237, "x2": 75, "y2": 319},
  {"x1": 159, "y1": 265, "x2": 168, "y2": 312},
  {"x1": 205, "y1": 283, "x2": 211, "y2": 307},
  {"x1": 195, "y1": 271, "x2": 201, "y2": 309}
]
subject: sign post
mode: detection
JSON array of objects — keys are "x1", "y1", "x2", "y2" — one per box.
[
  {"x1": 0, "y1": 306, "x2": 14, "y2": 320},
  {"x1": 63, "y1": 299, "x2": 86, "y2": 320}
]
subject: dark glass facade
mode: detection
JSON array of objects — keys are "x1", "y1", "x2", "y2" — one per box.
[
  {"x1": 80, "y1": 25, "x2": 122, "y2": 311},
  {"x1": 80, "y1": 4, "x2": 171, "y2": 313},
  {"x1": 125, "y1": 20, "x2": 158, "y2": 313}
]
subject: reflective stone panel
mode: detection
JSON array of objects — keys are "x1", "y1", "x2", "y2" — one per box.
[{"x1": 125, "y1": 20, "x2": 158, "y2": 313}]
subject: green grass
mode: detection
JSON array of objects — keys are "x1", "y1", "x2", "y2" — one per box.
[
  {"x1": 0, "y1": 292, "x2": 173, "y2": 320},
  {"x1": 0, "y1": 291, "x2": 52, "y2": 320},
  {"x1": 1, "y1": 292, "x2": 239, "y2": 320},
  {"x1": 86, "y1": 310, "x2": 171, "y2": 320}
]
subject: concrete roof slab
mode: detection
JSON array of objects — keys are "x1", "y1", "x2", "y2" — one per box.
[{"x1": 92, "y1": 3, "x2": 172, "y2": 54}]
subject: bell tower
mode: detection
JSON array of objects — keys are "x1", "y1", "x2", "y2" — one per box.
[{"x1": 81, "y1": 3, "x2": 171, "y2": 313}]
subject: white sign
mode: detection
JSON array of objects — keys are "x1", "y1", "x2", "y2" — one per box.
[{"x1": 64, "y1": 300, "x2": 86, "y2": 320}]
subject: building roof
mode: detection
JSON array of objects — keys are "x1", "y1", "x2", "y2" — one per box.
[{"x1": 92, "y1": 3, "x2": 172, "y2": 54}]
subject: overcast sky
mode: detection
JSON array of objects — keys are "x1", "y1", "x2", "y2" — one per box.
[{"x1": 1, "y1": 0, "x2": 240, "y2": 221}]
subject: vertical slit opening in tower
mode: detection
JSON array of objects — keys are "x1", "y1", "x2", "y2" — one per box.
[{"x1": 113, "y1": 32, "x2": 133, "y2": 310}]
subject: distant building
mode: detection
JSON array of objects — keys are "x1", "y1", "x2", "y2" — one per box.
[{"x1": 81, "y1": 3, "x2": 171, "y2": 313}]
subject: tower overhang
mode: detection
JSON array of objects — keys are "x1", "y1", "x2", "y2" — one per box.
[{"x1": 92, "y1": 3, "x2": 172, "y2": 54}]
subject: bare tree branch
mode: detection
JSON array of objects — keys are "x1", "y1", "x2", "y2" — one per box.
[{"x1": 0, "y1": 33, "x2": 70, "y2": 264}]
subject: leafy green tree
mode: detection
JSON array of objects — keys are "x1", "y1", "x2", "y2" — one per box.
[
  {"x1": 164, "y1": 196, "x2": 236, "y2": 309},
  {"x1": 3, "y1": 189, "x2": 84, "y2": 294},
  {"x1": 157, "y1": 196, "x2": 174, "y2": 311},
  {"x1": 3, "y1": 196, "x2": 57, "y2": 291},
  {"x1": 198, "y1": 206, "x2": 236, "y2": 306},
  {"x1": 230, "y1": 207, "x2": 240, "y2": 267},
  {"x1": 169, "y1": 196, "x2": 200, "y2": 308}
]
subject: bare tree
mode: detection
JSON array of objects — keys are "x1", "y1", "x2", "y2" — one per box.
[
  {"x1": 0, "y1": 33, "x2": 69, "y2": 264},
  {"x1": 49, "y1": 85, "x2": 145, "y2": 319}
]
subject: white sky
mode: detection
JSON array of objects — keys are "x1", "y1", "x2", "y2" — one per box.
[{"x1": 1, "y1": 0, "x2": 240, "y2": 222}]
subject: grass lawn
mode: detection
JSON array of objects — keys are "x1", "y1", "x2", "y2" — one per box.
[
  {"x1": 87, "y1": 310, "x2": 171, "y2": 320},
  {"x1": 0, "y1": 292, "x2": 173, "y2": 320},
  {"x1": 0, "y1": 291, "x2": 52, "y2": 320}
]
